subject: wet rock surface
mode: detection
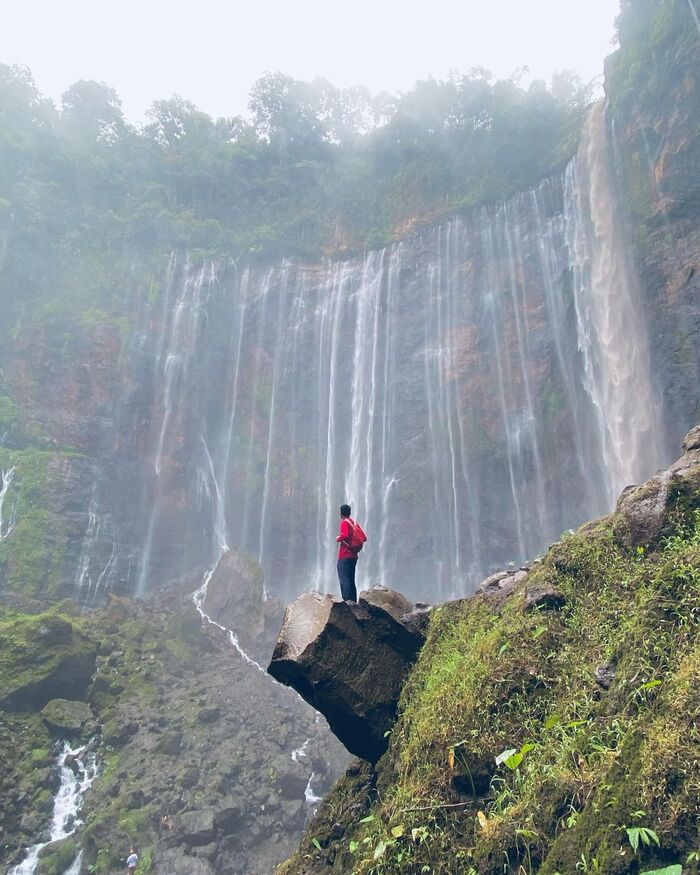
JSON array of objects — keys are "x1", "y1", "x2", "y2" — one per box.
[
  {"x1": 201, "y1": 548, "x2": 286, "y2": 662},
  {"x1": 268, "y1": 587, "x2": 429, "y2": 762}
]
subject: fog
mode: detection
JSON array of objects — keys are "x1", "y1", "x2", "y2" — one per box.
[{"x1": 2, "y1": 0, "x2": 619, "y2": 120}]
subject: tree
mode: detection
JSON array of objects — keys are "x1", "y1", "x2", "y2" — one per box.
[
  {"x1": 60, "y1": 80, "x2": 125, "y2": 143},
  {"x1": 144, "y1": 95, "x2": 215, "y2": 150}
]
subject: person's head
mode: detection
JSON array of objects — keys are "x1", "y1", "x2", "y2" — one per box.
[{"x1": 340, "y1": 504, "x2": 351, "y2": 518}]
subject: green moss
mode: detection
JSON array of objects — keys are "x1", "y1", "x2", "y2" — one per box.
[
  {"x1": 0, "y1": 608, "x2": 96, "y2": 710},
  {"x1": 37, "y1": 838, "x2": 77, "y2": 875},
  {"x1": 0, "y1": 447, "x2": 74, "y2": 596},
  {"x1": 28, "y1": 746, "x2": 52, "y2": 767}
]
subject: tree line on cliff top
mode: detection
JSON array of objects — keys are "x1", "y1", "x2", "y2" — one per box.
[
  {"x1": 1, "y1": 0, "x2": 679, "y2": 334},
  {"x1": 0, "y1": 61, "x2": 591, "y2": 268}
]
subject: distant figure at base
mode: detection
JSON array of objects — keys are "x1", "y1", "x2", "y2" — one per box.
[
  {"x1": 126, "y1": 848, "x2": 138, "y2": 873},
  {"x1": 336, "y1": 504, "x2": 367, "y2": 602}
]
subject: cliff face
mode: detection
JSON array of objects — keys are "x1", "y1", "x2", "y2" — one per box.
[{"x1": 605, "y1": 0, "x2": 700, "y2": 432}]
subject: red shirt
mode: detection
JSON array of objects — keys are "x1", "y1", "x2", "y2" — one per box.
[{"x1": 336, "y1": 517, "x2": 358, "y2": 560}]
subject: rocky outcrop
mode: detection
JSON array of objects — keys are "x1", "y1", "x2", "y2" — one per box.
[
  {"x1": 605, "y1": 1, "x2": 700, "y2": 452},
  {"x1": 0, "y1": 583, "x2": 348, "y2": 875},
  {"x1": 613, "y1": 425, "x2": 700, "y2": 549},
  {"x1": 200, "y1": 549, "x2": 285, "y2": 660},
  {"x1": 268, "y1": 587, "x2": 430, "y2": 762},
  {"x1": 0, "y1": 615, "x2": 96, "y2": 711},
  {"x1": 202, "y1": 549, "x2": 265, "y2": 637},
  {"x1": 40, "y1": 698, "x2": 95, "y2": 737}
]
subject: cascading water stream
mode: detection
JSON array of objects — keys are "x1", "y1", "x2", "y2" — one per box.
[
  {"x1": 9, "y1": 741, "x2": 98, "y2": 875},
  {"x1": 192, "y1": 436, "x2": 266, "y2": 672},
  {"x1": 74, "y1": 496, "x2": 118, "y2": 601},
  {"x1": 565, "y1": 101, "x2": 665, "y2": 503},
  {"x1": 136, "y1": 262, "x2": 215, "y2": 597},
  {"x1": 0, "y1": 466, "x2": 16, "y2": 541}
]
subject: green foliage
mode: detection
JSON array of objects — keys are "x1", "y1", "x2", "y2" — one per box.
[
  {"x1": 0, "y1": 393, "x2": 18, "y2": 434},
  {"x1": 624, "y1": 824, "x2": 660, "y2": 854},
  {"x1": 0, "y1": 61, "x2": 587, "y2": 340}
]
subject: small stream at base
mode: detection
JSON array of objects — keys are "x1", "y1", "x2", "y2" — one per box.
[
  {"x1": 193, "y1": 556, "x2": 323, "y2": 814},
  {"x1": 9, "y1": 740, "x2": 98, "y2": 875}
]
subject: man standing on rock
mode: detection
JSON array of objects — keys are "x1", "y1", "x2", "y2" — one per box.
[{"x1": 336, "y1": 504, "x2": 366, "y2": 601}]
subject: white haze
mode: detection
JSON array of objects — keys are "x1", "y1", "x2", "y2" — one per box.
[{"x1": 2, "y1": 0, "x2": 620, "y2": 121}]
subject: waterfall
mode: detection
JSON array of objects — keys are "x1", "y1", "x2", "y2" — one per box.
[
  {"x1": 74, "y1": 496, "x2": 118, "y2": 600},
  {"x1": 0, "y1": 466, "x2": 16, "y2": 541},
  {"x1": 136, "y1": 261, "x2": 217, "y2": 597},
  {"x1": 9, "y1": 741, "x2": 98, "y2": 875},
  {"x1": 565, "y1": 101, "x2": 665, "y2": 503},
  {"x1": 73, "y1": 104, "x2": 667, "y2": 604}
]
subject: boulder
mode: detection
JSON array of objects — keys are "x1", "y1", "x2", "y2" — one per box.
[
  {"x1": 197, "y1": 706, "x2": 220, "y2": 724},
  {"x1": 213, "y1": 803, "x2": 243, "y2": 835},
  {"x1": 683, "y1": 425, "x2": 700, "y2": 453},
  {"x1": 153, "y1": 847, "x2": 217, "y2": 875},
  {"x1": 267, "y1": 587, "x2": 428, "y2": 762},
  {"x1": 594, "y1": 663, "x2": 616, "y2": 690},
  {"x1": 200, "y1": 548, "x2": 287, "y2": 660},
  {"x1": 0, "y1": 615, "x2": 96, "y2": 711},
  {"x1": 177, "y1": 808, "x2": 216, "y2": 846},
  {"x1": 276, "y1": 765, "x2": 309, "y2": 800},
  {"x1": 103, "y1": 718, "x2": 139, "y2": 747},
  {"x1": 613, "y1": 426, "x2": 700, "y2": 550},
  {"x1": 477, "y1": 568, "x2": 527, "y2": 610},
  {"x1": 156, "y1": 731, "x2": 183, "y2": 756},
  {"x1": 201, "y1": 549, "x2": 265, "y2": 639},
  {"x1": 36, "y1": 837, "x2": 77, "y2": 875},
  {"x1": 40, "y1": 698, "x2": 94, "y2": 737}
]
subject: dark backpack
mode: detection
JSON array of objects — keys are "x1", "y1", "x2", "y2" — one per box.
[{"x1": 347, "y1": 521, "x2": 367, "y2": 553}]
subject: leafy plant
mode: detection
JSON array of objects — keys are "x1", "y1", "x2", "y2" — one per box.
[
  {"x1": 495, "y1": 742, "x2": 536, "y2": 771},
  {"x1": 625, "y1": 825, "x2": 661, "y2": 853}
]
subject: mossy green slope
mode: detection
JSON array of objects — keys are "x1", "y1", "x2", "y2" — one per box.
[
  {"x1": 283, "y1": 473, "x2": 700, "y2": 873},
  {"x1": 0, "y1": 607, "x2": 96, "y2": 710}
]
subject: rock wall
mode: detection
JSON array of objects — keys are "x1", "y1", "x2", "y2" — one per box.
[{"x1": 605, "y1": 0, "x2": 700, "y2": 437}]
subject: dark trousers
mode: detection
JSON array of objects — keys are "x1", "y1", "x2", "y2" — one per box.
[{"x1": 337, "y1": 558, "x2": 358, "y2": 602}]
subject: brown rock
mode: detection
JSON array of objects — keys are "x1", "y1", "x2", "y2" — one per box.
[{"x1": 267, "y1": 588, "x2": 426, "y2": 762}]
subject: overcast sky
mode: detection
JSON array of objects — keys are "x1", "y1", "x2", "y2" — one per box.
[{"x1": 2, "y1": 0, "x2": 620, "y2": 121}]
